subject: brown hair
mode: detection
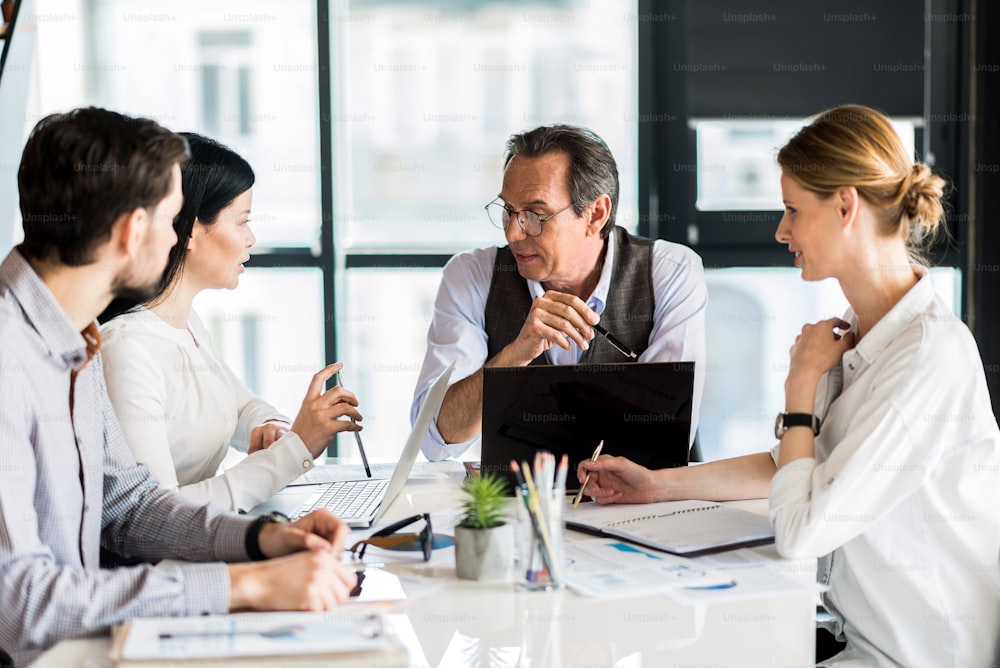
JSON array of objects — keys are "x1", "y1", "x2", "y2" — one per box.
[
  {"x1": 18, "y1": 107, "x2": 189, "y2": 266},
  {"x1": 777, "y1": 104, "x2": 947, "y2": 264}
]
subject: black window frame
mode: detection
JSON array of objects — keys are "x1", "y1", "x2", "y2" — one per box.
[{"x1": 308, "y1": 0, "x2": 999, "y2": 423}]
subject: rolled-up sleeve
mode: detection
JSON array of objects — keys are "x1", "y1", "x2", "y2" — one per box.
[{"x1": 411, "y1": 249, "x2": 493, "y2": 461}]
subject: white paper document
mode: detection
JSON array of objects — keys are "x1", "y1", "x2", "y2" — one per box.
[
  {"x1": 119, "y1": 611, "x2": 391, "y2": 660},
  {"x1": 563, "y1": 538, "x2": 735, "y2": 598},
  {"x1": 664, "y1": 562, "x2": 826, "y2": 605}
]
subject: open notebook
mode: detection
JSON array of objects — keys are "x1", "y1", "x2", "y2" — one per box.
[{"x1": 565, "y1": 499, "x2": 775, "y2": 556}]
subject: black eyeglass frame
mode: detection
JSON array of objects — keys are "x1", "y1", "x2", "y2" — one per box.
[
  {"x1": 350, "y1": 513, "x2": 434, "y2": 562},
  {"x1": 484, "y1": 198, "x2": 575, "y2": 237}
]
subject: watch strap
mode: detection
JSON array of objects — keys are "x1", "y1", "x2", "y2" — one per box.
[
  {"x1": 245, "y1": 512, "x2": 289, "y2": 561},
  {"x1": 776, "y1": 412, "x2": 821, "y2": 437}
]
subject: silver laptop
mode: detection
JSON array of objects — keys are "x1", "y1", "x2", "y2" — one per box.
[{"x1": 250, "y1": 361, "x2": 454, "y2": 528}]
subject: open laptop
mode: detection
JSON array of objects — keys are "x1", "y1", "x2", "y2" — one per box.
[
  {"x1": 250, "y1": 361, "x2": 455, "y2": 528},
  {"x1": 481, "y1": 362, "x2": 694, "y2": 493}
]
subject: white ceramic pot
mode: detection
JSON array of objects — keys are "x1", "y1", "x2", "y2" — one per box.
[{"x1": 454, "y1": 522, "x2": 514, "y2": 581}]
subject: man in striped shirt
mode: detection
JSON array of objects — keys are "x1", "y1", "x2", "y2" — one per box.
[{"x1": 0, "y1": 108, "x2": 357, "y2": 667}]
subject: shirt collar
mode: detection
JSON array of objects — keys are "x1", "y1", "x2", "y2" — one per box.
[
  {"x1": 526, "y1": 230, "x2": 616, "y2": 315},
  {"x1": 846, "y1": 266, "x2": 934, "y2": 365},
  {"x1": 0, "y1": 248, "x2": 101, "y2": 370}
]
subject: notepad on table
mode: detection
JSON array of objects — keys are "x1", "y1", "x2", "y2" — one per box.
[
  {"x1": 565, "y1": 499, "x2": 775, "y2": 556},
  {"x1": 109, "y1": 611, "x2": 407, "y2": 667}
]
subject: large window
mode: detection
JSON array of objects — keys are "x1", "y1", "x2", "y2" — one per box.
[
  {"x1": 700, "y1": 268, "x2": 961, "y2": 461},
  {"x1": 330, "y1": 0, "x2": 640, "y2": 460},
  {"x1": 29, "y1": 0, "x2": 328, "y2": 422},
  {"x1": 23, "y1": 0, "x2": 639, "y2": 463},
  {"x1": 15, "y1": 0, "x2": 975, "y2": 468},
  {"x1": 640, "y1": 0, "x2": 970, "y2": 460}
]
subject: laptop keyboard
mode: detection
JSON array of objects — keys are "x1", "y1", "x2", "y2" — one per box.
[{"x1": 297, "y1": 479, "x2": 389, "y2": 520}]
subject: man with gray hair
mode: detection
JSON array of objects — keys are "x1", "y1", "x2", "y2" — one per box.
[{"x1": 412, "y1": 124, "x2": 707, "y2": 461}]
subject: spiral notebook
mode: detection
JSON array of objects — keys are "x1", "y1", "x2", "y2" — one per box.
[{"x1": 564, "y1": 499, "x2": 775, "y2": 556}]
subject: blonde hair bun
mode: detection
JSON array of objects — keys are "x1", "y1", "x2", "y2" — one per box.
[{"x1": 778, "y1": 104, "x2": 948, "y2": 263}]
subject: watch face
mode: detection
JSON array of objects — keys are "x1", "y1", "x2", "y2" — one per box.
[{"x1": 774, "y1": 413, "x2": 785, "y2": 439}]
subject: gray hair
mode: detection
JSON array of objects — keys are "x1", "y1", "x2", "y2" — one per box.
[{"x1": 504, "y1": 124, "x2": 619, "y2": 238}]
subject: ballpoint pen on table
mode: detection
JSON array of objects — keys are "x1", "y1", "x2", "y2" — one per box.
[
  {"x1": 336, "y1": 371, "x2": 371, "y2": 478},
  {"x1": 159, "y1": 625, "x2": 304, "y2": 640},
  {"x1": 593, "y1": 323, "x2": 638, "y2": 360},
  {"x1": 572, "y1": 439, "x2": 604, "y2": 508}
]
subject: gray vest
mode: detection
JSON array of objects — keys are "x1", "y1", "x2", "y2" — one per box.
[{"x1": 484, "y1": 225, "x2": 655, "y2": 365}]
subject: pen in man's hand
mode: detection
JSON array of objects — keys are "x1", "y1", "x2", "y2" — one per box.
[
  {"x1": 592, "y1": 324, "x2": 638, "y2": 360},
  {"x1": 572, "y1": 440, "x2": 604, "y2": 508},
  {"x1": 336, "y1": 371, "x2": 371, "y2": 477}
]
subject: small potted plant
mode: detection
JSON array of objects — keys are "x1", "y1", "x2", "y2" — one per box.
[{"x1": 453, "y1": 472, "x2": 513, "y2": 581}]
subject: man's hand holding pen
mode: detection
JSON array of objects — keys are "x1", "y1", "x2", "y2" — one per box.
[
  {"x1": 497, "y1": 291, "x2": 600, "y2": 366},
  {"x1": 498, "y1": 290, "x2": 637, "y2": 366}
]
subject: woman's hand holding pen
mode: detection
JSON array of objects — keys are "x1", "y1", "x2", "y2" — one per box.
[
  {"x1": 576, "y1": 455, "x2": 660, "y2": 505},
  {"x1": 290, "y1": 362, "x2": 363, "y2": 458}
]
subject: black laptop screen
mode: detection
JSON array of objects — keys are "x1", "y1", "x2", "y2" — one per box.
[{"x1": 481, "y1": 362, "x2": 694, "y2": 493}]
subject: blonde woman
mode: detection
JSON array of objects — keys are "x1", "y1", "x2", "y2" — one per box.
[{"x1": 579, "y1": 105, "x2": 1000, "y2": 666}]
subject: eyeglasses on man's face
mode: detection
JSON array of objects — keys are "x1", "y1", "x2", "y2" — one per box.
[
  {"x1": 350, "y1": 513, "x2": 434, "y2": 563},
  {"x1": 484, "y1": 198, "x2": 575, "y2": 237}
]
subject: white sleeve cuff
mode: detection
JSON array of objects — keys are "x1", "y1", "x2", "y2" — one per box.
[{"x1": 422, "y1": 416, "x2": 478, "y2": 461}]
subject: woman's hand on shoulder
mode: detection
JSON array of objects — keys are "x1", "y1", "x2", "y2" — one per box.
[{"x1": 786, "y1": 318, "x2": 856, "y2": 397}]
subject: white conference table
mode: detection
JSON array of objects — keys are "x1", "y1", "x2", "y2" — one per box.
[{"x1": 33, "y1": 460, "x2": 816, "y2": 667}]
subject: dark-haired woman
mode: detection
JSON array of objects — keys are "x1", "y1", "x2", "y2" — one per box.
[{"x1": 101, "y1": 134, "x2": 361, "y2": 512}]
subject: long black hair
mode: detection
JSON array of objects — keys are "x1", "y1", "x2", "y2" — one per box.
[{"x1": 100, "y1": 133, "x2": 255, "y2": 323}]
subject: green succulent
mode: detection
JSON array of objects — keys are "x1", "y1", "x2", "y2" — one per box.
[{"x1": 459, "y1": 472, "x2": 508, "y2": 529}]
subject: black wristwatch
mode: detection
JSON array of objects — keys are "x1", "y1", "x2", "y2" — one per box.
[
  {"x1": 244, "y1": 512, "x2": 290, "y2": 561},
  {"x1": 774, "y1": 412, "x2": 821, "y2": 439}
]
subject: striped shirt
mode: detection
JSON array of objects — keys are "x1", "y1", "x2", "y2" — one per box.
[{"x1": 0, "y1": 249, "x2": 255, "y2": 667}]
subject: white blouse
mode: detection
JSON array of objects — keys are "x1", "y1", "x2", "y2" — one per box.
[
  {"x1": 769, "y1": 270, "x2": 1000, "y2": 667},
  {"x1": 101, "y1": 308, "x2": 314, "y2": 512}
]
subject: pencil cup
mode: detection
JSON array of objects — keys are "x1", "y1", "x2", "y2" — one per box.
[{"x1": 515, "y1": 489, "x2": 565, "y2": 591}]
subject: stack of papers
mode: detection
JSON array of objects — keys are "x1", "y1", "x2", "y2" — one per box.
[
  {"x1": 110, "y1": 611, "x2": 407, "y2": 667},
  {"x1": 564, "y1": 538, "x2": 735, "y2": 597}
]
